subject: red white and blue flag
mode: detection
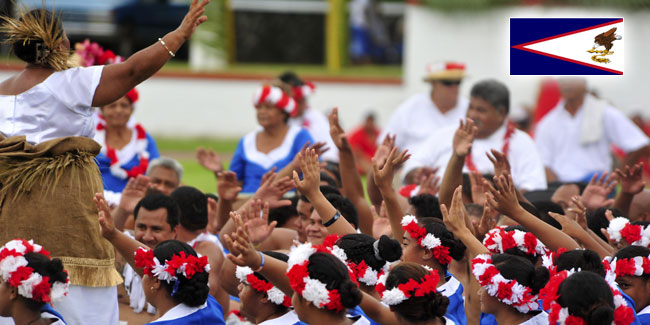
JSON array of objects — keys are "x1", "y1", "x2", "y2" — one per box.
[{"x1": 511, "y1": 18, "x2": 623, "y2": 75}]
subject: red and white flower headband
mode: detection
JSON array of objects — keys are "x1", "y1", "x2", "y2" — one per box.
[
  {"x1": 606, "y1": 217, "x2": 650, "y2": 248},
  {"x1": 96, "y1": 117, "x2": 150, "y2": 180},
  {"x1": 379, "y1": 267, "x2": 440, "y2": 306},
  {"x1": 292, "y1": 82, "x2": 316, "y2": 102},
  {"x1": 320, "y1": 235, "x2": 389, "y2": 287},
  {"x1": 540, "y1": 269, "x2": 635, "y2": 325},
  {"x1": 134, "y1": 247, "x2": 210, "y2": 283},
  {"x1": 253, "y1": 85, "x2": 298, "y2": 117},
  {"x1": 471, "y1": 254, "x2": 539, "y2": 313},
  {"x1": 483, "y1": 227, "x2": 549, "y2": 257},
  {"x1": 235, "y1": 266, "x2": 291, "y2": 307},
  {"x1": 0, "y1": 239, "x2": 69, "y2": 303},
  {"x1": 606, "y1": 255, "x2": 650, "y2": 277},
  {"x1": 286, "y1": 242, "x2": 352, "y2": 312},
  {"x1": 401, "y1": 215, "x2": 452, "y2": 265}
]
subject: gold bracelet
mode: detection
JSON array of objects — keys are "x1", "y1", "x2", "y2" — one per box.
[{"x1": 158, "y1": 38, "x2": 176, "y2": 58}]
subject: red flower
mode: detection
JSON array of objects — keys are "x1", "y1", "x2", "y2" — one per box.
[
  {"x1": 375, "y1": 282, "x2": 386, "y2": 295},
  {"x1": 403, "y1": 222, "x2": 426, "y2": 241},
  {"x1": 8, "y1": 266, "x2": 33, "y2": 288},
  {"x1": 615, "y1": 259, "x2": 637, "y2": 277},
  {"x1": 620, "y1": 224, "x2": 642, "y2": 244},
  {"x1": 548, "y1": 304, "x2": 561, "y2": 324},
  {"x1": 31, "y1": 276, "x2": 52, "y2": 303},
  {"x1": 432, "y1": 246, "x2": 452, "y2": 265},
  {"x1": 565, "y1": 315, "x2": 587, "y2": 325},
  {"x1": 247, "y1": 274, "x2": 273, "y2": 292},
  {"x1": 184, "y1": 255, "x2": 209, "y2": 279},
  {"x1": 477, "y1": 266, "x2": 500, "y2": 286},
  {"x1": 501, "y1": 232, "x2": 517, "y2": 251},
  {"x1": 287, "y1": 264, "x2": 309, "y2": 294},
  {"x1": 134, "y1": 248, "x2": 155, "y2": 276},
  {"x1": 0, "y1": 249, "x2": 22, "y2": 260},
  {"x1": 322, "y1": 234, "x2": 340, "y2": 249},
  {"x1": 523, "y1": 232, "x2": 538, "y2": 255},
  {"x1": 496, "y1": 281, "x2": 514, "y2": 300},
  {"x1": 324, "y1": 289, "x2": 345, "y2": 312},
  {"x1": 414, "y1": 271, "x2": 439, "y2": 297},
  {"x1": 282, "y1": 296, "x2": 292, "y2": 307},
  {"x1": 642, "y1": 258, "x2": 650, "y2": 274},
  {"x1": 540, "y1": 271, "x2": 568, "y2": 310},
  {"x1": 614, "y1": 306, "x2": 635, "y2": 325}
]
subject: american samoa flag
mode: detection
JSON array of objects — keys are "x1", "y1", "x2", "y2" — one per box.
[{"x1": 510, "y1": 18, "x2": 623, "y2": 75}]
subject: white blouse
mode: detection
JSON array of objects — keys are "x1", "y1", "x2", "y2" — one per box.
[{"x1": 0, "y1": 66, "x2": 104, "y2": 144}]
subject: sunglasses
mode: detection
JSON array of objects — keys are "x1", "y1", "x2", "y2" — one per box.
[{"x1": 439, "y1": 80, "x2": 461, "y2": 86}]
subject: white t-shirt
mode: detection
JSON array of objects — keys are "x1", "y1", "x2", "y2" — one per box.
[
  {"x1": 535, "y1": 96, "x2": 650, "y2": 182},
  {"x1": 403, "y1": 123, "x2": 547, "y2": 191},
  {"x1": 259, "y1": 310, "x2": 301, "y2": 325},
  {"x1": 519, "y1": 311, "x2": 548, "y2": 324},
  {"x1": 379, "y1": 93, "x2": 469, "y2": 152},
  {"x1": 289, "y1": 107, "x2": 339, "y2": 162},
  {"x1": 0, "y1": 66, "x2": 104, "y2": 144}
]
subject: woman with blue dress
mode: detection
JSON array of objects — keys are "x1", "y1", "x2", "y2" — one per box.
[{"x1": 230, "y1": 83, "x2": 313, "y2": 193}]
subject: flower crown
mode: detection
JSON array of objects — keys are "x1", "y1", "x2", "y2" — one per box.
[
  {"x1": 606, "y1": 217, "x2": 650, "y2": 248},
  {"x1": 253, "y1": 85, "x2": 298, "y2": 117},
  {"x1": 401, "y1": 215, "x2": 452, "y2": 265},
  {"x1": 134, "y1": 247, "x2": 210, "y2": 286},
  {"x1": 0, "y1": 239, "x2": 69, "y2": 303},
  {"x1": 292, "y1": 82, "x2": 316, "y2": 102},
  {"x1": 540, "y1": 269, "x2": 635, "y2": 325},
  {"x1": 483, "y1": 227, "x2": 549, "y2": 257},
  {"x1": 471, "y1": 254, "x2": 540, "y2": 313},
  {"x1": 379, "y1": 267, "x2": 440, "y2": 306},
  {"x1": 541, "y1": 248, "x2": 568, "y2": 277},
  {"x1": 286, "y1": 241, "x2": 358, "y2": 312},
  {"x1": 235, "y1": 266, "x2": 292, "y2": 307},
  {"x1": 74, "y1": 39, "x2": 124, "y2": 67},
  {"x1": 320, "y1": 235, "x2": 390, "y2": 287},
  {"x1": 607, "y1": 255, "x2": 650, "y2": 277}
]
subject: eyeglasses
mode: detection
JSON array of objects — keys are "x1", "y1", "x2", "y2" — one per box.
[{"x1": 439, "y1": 80, "x2": 461, "y2": 86}]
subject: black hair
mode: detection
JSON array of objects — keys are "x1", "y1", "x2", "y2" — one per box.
[
  {"x1": 336, "y1": 234, "x2": 401, "y2": 276},
  {"x1": 170, "y1": 186, "x2": 208, "y2": 231},
  {"x1": 325, "y1": 193, "x2": 358, "y2": 229},
  {"x1": 495, "y1": 226, "x2": 540, "y2": 265},
  {"x1": 470, "y1": 79, "x2": 510, "y2": 114},
  {"x1": 10, "y1": 10, "x2": 63, "y2": 66},
  {"x1": 254, "y1": 251, "x2": 290, "y2": 312},
  {"x1": 205, "y1": 193, "x2": 219, "y2": 204},
  {"x1": 589, "y1": 208, "x2": 624, "y2": 241},
  {"x1": 153, "y1": 240, "x2": 209, "y2": 307},
  {"x1": 134, "y1": 194, "x2": 180, "y2": 229},
  {"x1": 557, "y1": 271, "x2": 614, "y2": 325},
  {"x1": 614, "y1": 246, "x2": 650, "y2": 280},
  {"x1": 531, "y1": 200, "x2": 563, "y2": 230},
  {"x1": 307, "y1": 252, "x2": 362, "y2": 310},
  {"x1": 409, "y1": 194, "x2": 443, "y2": 220},
  {"x1": 385, "y1": 262, "x2": 449, "y2": 323},
  {"x1": 320, "y1": 172, "x2": 338, "y2": 189},
  {"x1": 268, "y1": 205, "x2": 298, "y2": 228},
  {"x1": 555, "y1": 249, "x2": 606, "y2": 277},
  {"x1": 278, "y1": 71, "x2": 304, "y2": 86},
  {"x1": 633, "y1": 221, "x2": 650, "y2": 227},
  {"x1": 492, "y1": 254, "x2": 549, "y2": 297},
  {"x1": 418, "y1": 218, "x2": 466, "y2": 270},
  {"x1": 21, "y1": 252, "x2": 68, "y2": 310},
  {"x1": 324, "y1": 162, "x2": 342, "y2": 186},
  {"x1": 300, "y1": 185, "x2": 341, "y2": 203}
]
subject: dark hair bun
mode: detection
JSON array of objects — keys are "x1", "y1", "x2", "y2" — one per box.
[
  {"x1": 377, "y1": 235, "x2": 402, "y2": 262},
  {"x1": 429, "y1": 294, "x2": 449, "y2": 318},
  {"x1": 173, "y1": 272, "x2": 210, "y2": 307},
  {"x1": 530, "y1": 266, "x2": 550, "y2": 294},
  {"x1": 338, "y1": 280, "x2": 362, "y2": 308},
  {"x1": 588, "y1": 305, "x2": 614, "y2": 325},
  {"x1": 45, "y1": 258, "x2": 69, "y2": 284}
]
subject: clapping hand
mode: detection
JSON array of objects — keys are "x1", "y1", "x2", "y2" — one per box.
[
  {"x1": 615, "y1": 162, "x2": 645, "y2": 195},
  {"x1": 581, "y1": 173, "x2": 617, "y2": 211},
  {"x1": 452, "y1": 118, "x2": 478, "y2": 157}
]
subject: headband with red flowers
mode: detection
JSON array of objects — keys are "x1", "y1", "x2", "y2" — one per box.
[
  {"x1": 74, "y1": 39, "x2": 124, "y2": 67},
  {"x1": 292, "y1": 82, "x2": 316, "y2": 102},
  {"x1": 541, "y1": 248, "x2": 568, "y2": 277},
  {"x1": 134, "y1": 247, "x2": 210, "y2": 284},
  {"x1": 126, "y1": 88, "x2": 139, "y2": 104},
  {"x1": 253, "y1": 85, "x2": 298, "y2": 117},
  {"x1": 379, "y1": 267, "x2": 440, "y2": 306},
  {"x1": 471, "y1": 254, "x2": 540, "y2": 313},
  {"x1": 607, "y1": 217, "x2": 650, "y2": 248},
  {"x1": 235, "y1": 266, "x2": 292, "y2": 307},
  {"x1": 607, "y1": 255, "x2": 650, "y2": 277},
  {"x1": 286, "y1": 241, "x2": 357, "y2": 312},
  {"x1": 540, "y1": 269, "x2": 635, "y2": 325},
  {"x1": 483, "y1": 227, "x2": 549, "y2": 257},
  {"x1": 0, "y1": 239, "x2": 69, "y2": 303},
  {"x1": 320, "y1": 234, "x2": 389, "y2": 287},
  {"x1": 401, "y1": 215, "x2": 452, "y2": 265}
]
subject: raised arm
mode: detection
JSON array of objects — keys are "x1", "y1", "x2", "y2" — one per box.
[
  {"x1": 113, "y1": 175, "x2": 149, "y2": 231},
  {"x1": 373, "y1": 147, "x2": 411, "y2": 240},
  {"x1": 359, "y1": 292, "x2": 399, "y2": 325},
  {"x1": 613, "y1": 163, "x2": 645, "y2": 218},
  {"x1": 92, "y1": 0, "x2": 209, "y2": 106},
  {"x1": 328, "y1": 108, "x2": 374, "y2": 235},
  {"x1": 439, "y1": 118, "x2": 477, "y2": 207},
  {"x1": 367, "y1": 134, "x2": 396, "y2": 209},
  {"x1": 293, "y1": 149, "x2": 357, "y2": 236}
]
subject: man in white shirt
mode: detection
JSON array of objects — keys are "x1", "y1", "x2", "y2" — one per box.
[
  {"x1": 279, "y1": 72, "x2": 339, "y2": 162},
  {"x1": 535, "y1": 78, "x2": 650, "y2": 182},
  {"x1": 378, "y1": 62, "x2": 469, "y2": 152},
  {"x1": 403, "y1": 79, "x2": 547, "y2": 191}
]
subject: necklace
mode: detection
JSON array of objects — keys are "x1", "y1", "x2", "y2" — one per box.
[
  {"x1": 95, "y1": 114, "x2": 150, "y2": 179},
  {"x1": 465, "y1": 121, "x2": 516, "y2": 172}
]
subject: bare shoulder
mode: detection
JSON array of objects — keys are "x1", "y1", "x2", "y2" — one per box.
[{"x1": 195, "y1": 240, "x2": 224, "y2": 259}]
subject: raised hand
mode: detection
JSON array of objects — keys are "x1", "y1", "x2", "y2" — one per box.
[
  {"x1": 469, "y1": 171, "x2": 487, "y2": 205},
  {"x1": 566, "y1": 195, "x2": 587, "y2": 230},
  {"x1": 176, "y1": 0, "x2": 211, "y2": 40},
  {"x1": 442, "y1": 186, "x2": 471, "y2": 235},
  {"x1": 374, "y1": 134, "x2": 396, "y2": 169},
  {"x1": 290, "y1": 142, "x2": 329, "y2": 174},
  {"x1": 372, "y1": 147, "x2": 410, "y2": 189},
  {"x1": 196, "y1": 147, "x2": 224, "y2": 173},
  {"x1": 94, "y1": 193, "x2": 117, "y2": 240},
  {"x1": 452, "y1": 118, "x2": 478, "y2": 157},
  {"x1": 328, "y1": 107, "x2": 350, "y2": 151},
  {"x1": 240, "y1": 200, "x2": 276, "y2": 246},
  {"x1": 486, "y1": 174, "x2": 520, "y2": 217},
  {"x1": 548, "y1": 212, "x2": 586, "y2": 239},
  {"x1": 581, "y1": 172, "x2": 617, "y2": 211},
  {"x1": 255, "y1": 169, "x2": 294, "y2": 208},
  {"x1": 293, "y1": 149, "x2": 321, "y2": 198},
  {"x1": 416, "y1": 173, "x2": 441, "y2": 197},
  {"x1": 119, "y1": 175, "x2": 150, "y2": 214},
  {"x1": 615, "y1": 162, "x2": 645, "y2": 195},
  {"x1": 475, "y1": 201, "x2": 498, "y2": 240},
  {"x1": 225, "y1": 213, "x2": 263, "y2": 269},
  {"x1": 486, "y1": 149, "x2": 511, "y2": 178},
  {"x1": 217, "y1": 171, "x2": 241, "y2": 202}
]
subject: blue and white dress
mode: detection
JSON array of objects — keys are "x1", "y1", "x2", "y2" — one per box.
[
  {"x1": 147, "y1": 295, "x2": 225, "y2": 324},
  {"x1": 638, "y1": 305, "x2": 650, "y2": 325},
  {"x1": 438, "y1": 273, "x2": 466, "y2": 325},
  {"x1": 230, "y1": 125, "x2": 313, "y2": 193}
]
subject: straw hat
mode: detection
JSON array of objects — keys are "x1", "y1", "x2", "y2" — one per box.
[{"x1": 423, "y1": 62, "x2": 466, "y2": 81}]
